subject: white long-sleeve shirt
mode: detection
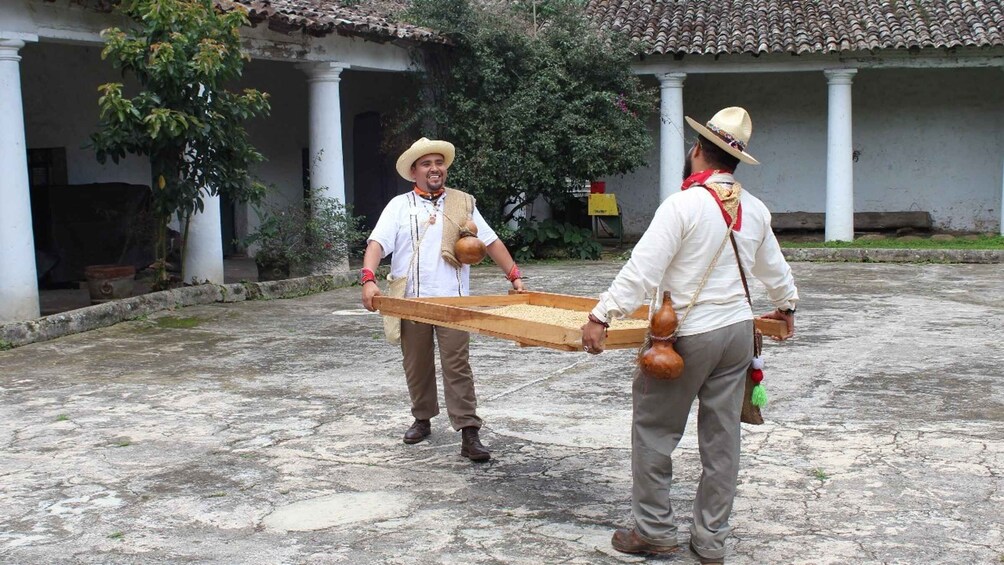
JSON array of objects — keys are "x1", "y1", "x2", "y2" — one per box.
[
  {"x1": 591, "y1": 173, "x2": 798, "y2": 336},
  {"x1": 368, "y1": 191, "x2": 498, "y2": 298}
]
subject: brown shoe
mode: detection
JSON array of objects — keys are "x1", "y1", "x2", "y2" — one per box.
[
  {"x1": 403, "y1": 419, "x2": 431, "y2": 444},
  {"x1": 460, "y1": 426, "x2": 490, "y2": 462},
  {"x1": 611, "y1": 528, "x2": 680, "y2": 555}
]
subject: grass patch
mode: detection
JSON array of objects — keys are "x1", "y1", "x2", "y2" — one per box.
[
  {"x1": 781, "y1": 235, "x2": 1004, "y2": 250},
  {"x1": 812, "y1": 468, "x2": 829, "y2": 482},
  {"x1": 0, "y1": 340, "x2": 14, "y2": 351},
  {"x1": 112, "y1": 440, "x2": 131, "y2": 448},
  {"x1": 155, "y1": 316, "x2": 203, "y2": 329},
  {"x1": 108, "y1": 531, "x2": 124, "y2": 540},
  {"x1": 55, "y1": 414, "x2": 69, "y2": 422}
]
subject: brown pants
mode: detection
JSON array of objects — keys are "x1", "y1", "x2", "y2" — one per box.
[{"x1": 400, "y1": 320, "x2": 482, "y2": 430}]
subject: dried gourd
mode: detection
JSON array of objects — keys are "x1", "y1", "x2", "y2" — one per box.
[{"x1": 638, "y1": 291, "x2": 685, "y2": 379}]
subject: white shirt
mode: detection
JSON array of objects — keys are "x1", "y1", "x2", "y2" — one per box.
[
  {"x1": 368, "y1": 191, "x2": 498, "y2": 298},
  {"x1": 591, "y1": 172, "x2": 798, "y2": 336}
]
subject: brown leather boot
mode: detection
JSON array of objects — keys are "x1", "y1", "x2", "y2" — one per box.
[
  {"x1": 460, "y1": 426, "x2": 490, "y2": 462},
  {"x1": 403, "y1": 419, "x2": 431, "y2": 444},
  {"x1": 611, "y1": 528, "x2": 680, "y2": 555}
]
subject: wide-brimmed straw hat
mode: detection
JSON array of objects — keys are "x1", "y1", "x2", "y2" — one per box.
[
  {"x1": 395, "y1": 137, "x2": 456, "y2": 181},
  {"x1": 685, "y1": 107, "x2": 760, "y2": 165}
]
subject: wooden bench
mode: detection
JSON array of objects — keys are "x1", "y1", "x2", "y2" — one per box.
[{"x1": 771, "y1": 211, "x2": 932, "y2": 232}]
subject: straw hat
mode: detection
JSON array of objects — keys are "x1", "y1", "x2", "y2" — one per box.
[
  {"x1": 395, "y1": 137, "x2": 456, "y2": 181},
  {"x1": 685, "y1": 107, "x2": 760, "y2": 165}
]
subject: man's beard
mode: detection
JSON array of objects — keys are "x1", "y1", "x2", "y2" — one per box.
[{"x1": 682, "y1": 153, "x2": 693, "y2": 179}]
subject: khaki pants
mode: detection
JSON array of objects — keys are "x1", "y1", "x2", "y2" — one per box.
[
  {"x1": 631, "y1": 320, "x2": 753, "y2": 561},
  {"x1": 400, "y1": 320, "x2": 482, "y2": 430}
]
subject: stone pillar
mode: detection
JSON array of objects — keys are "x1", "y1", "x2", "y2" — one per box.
[
  {"x1": 302, "y1": 62, "x2": 349, "y2": 205},
  {"x1": 824, "y1": 69, "x2": 857, "y2": 242},
  {"x1": 301, "y1": 62, "x2": 350, "y2": 273},
  {"x1": 181, "y1": 191, "x2": 225, "y2": 284},
  {"x1": 0, "y1": 38, "x2": 40, "y2": 322},
  {"x1": 658, "y1": 73, "x2": 687, "y2": 202}
]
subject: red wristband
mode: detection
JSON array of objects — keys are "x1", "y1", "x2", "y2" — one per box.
[
  {"x1": 505, "y1": 264, "x2": 521, "y2": 282},
  {"x1": 360, "y1": 268, "x2": 376, "y2": 285}
]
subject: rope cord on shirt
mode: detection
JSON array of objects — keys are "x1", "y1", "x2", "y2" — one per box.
[
  {"x1": 403, "y1": 194, "x2": 436, "y2": 295},
  {"x1": 672, "y1": 185, "x2": 742, "y2": 338}
]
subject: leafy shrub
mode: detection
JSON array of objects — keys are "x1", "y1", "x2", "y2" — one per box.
[
  {"x1": 505, "y1": 219, "x2": 602, "y2": 261},
  {"x1": 245, "y1": 194, "x2": 367, "y2": 273}
]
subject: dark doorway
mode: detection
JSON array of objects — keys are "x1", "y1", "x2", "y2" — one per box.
[
  {"x1": 352, "y1": 111, "x2": 403, "y2": 230},
  {"x1": 221, "y1": 193, "x2": 236, "y2": 256}
]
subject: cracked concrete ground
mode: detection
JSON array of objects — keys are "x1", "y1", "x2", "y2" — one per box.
[{"x1": 1, "y1": 261, "x2": 1002, "y2": 564}]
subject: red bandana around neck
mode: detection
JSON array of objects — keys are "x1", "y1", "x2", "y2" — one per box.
[
  {"x1": 680, "y1": 168, "x2": 729, "y2": 191},
  {"x1": 413, "y1": 185, "x2": 444, "y2": 201},
  {"x1": 680, "y1": 168, "x2": 742, "y2": 231}
]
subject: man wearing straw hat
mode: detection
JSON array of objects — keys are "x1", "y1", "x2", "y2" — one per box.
[
  {"x1": 581, "y1": 107, "x2": 799, "y2": 563},
  {"x1": 361, "y1": 137, "x2": 525, "y2": 463}
]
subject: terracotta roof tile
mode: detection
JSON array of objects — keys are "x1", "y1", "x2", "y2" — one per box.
[
  {"x1": 584, "y1": 0, "x2": 1004, "y2": 55},
  {"x1": 226, "y1": 0, "x2": 445, "y2": 43},
  {"x1": 44, "y1": 0, "x2": 446, "y2": 45}
]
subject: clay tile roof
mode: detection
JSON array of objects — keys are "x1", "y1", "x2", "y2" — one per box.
[
  {"x1": 45, "y1": 0, "x2": 446, "y2": 45},
  {"x1": 583, "y1": 0, "x2": 1004, "y2": 56},
  {"x1": 225, "y1": 0, "x2": 446, "y2": 43}
]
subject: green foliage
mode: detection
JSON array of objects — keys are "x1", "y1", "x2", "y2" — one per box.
[
  {"x1": 91, "y1": 0, "x2": 270, "y2": 284},
  {"x1": 505, "y1": 219, "x2": 602, "y2": 261},
  {"x1": 244, "y1": 194, "x2": 368, "y2": 273},
  {"x1": 397, "y1": 0, "x2": 655, "y2": 227}
]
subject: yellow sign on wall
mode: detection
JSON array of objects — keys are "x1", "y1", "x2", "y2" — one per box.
[{"x1": 588, "y1": 193, "x2": 619, "y2": 216}]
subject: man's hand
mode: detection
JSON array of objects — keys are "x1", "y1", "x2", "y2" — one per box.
[
  {"x1": 580, "y1": 319, "x2": 607, "y2": 355},
  {"x1": 511, "y1": 278, "x2": 525, "y2": 292},
  {"x1": 362, "y1": 282, "x2": 382, "y2": 312},
  {"x1": 761, "y1": 309, "x2": 795, "y2": 341}
]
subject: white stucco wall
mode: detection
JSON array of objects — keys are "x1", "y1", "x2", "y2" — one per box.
[
  {"x1": 21, "y1": 41, "x2": 152, "y2": 186},
  {"x1": 240, "y1": 58, "x2": 310, "y2": 210},
  {"x1": 18, "y1": 40, "x2": 414, "y2": 242},
  {"x1": 605, "y1": 68, "x2": 1004, "y2": 236},
  {"x1": 339, "y1": 68, "x2": 416, "y2": 204}
]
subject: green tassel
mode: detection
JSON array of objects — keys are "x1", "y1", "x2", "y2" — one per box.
[{"x1": 751, "y1": 383, "x2": 768, "y2": 407}]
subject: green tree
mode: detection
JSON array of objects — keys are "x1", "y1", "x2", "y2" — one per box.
[
  {"x1": 397, "y1": 0, "x2": 656, "y2": 227},
  {"x1": 91, "y1": 0, "x2": 270, "y2": 287}
]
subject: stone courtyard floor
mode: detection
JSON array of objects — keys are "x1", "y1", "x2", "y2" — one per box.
[{"x1": 1, "y1": 261, "x2": 1002, "y2": 564}]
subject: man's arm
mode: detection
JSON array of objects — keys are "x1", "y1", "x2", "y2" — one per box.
[
  {"x1": 749, "y1": 214, "x2": 798, "y2": 340},
  {"x1": 486, "y1": 240, "x2": 525, "y2": 291},
  {"x1": 361, "y1": 240, "x2": 384, "y2": 311},
  {"x1": 583, "y1": 197, "x2": 684, "y2": 353}
]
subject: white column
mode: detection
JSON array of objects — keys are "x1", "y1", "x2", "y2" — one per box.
[
  {"x1": 181, "y1": 84, "x2": 224, "y2": 284},
  {"x1": 1000, "y1": 156, "x2": 1003, "y2": 236},
  {"x1": 658, "y1": 72, "x2": 686, "y2": 202},
  {"x1": 0, "y1": 38, "x2": 40, "y2": 322},
  {"x1": 824, "y1": 69, "x2": 857, "y2": 241},
  {"x1": 303, "y1": 62, "x2": 349, "y2": 204},
  {"x1": 182, "y1": 191, "x2": 224, "y2": 284},
  {"x1": 301, "y1": 62, "x2": 350, "y2": 273}
]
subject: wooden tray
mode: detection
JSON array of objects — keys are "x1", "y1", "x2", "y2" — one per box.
[{"x1": 373, "y1": 291, "x2": 788, "y2": 352}]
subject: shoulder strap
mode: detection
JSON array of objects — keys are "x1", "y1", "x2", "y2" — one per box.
[
  {"x1": 729, "y1": 233, "x2": 752, "y2": 308},
  {"x1": 730, "y1": 231, "x2": 762, "y2": 356}
]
